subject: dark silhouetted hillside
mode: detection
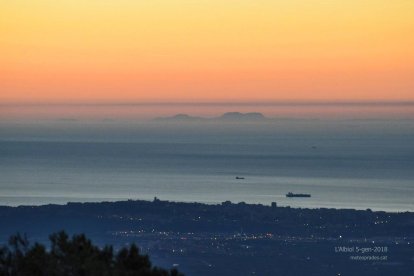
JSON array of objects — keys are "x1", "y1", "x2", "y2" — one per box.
[{"x1": 0, "y1": 231, "x2": 183, "y2": 276}]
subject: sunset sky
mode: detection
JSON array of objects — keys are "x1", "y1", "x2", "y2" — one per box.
[{"x1": 1, "y1": 0, "x2": 414, "y2": 103}]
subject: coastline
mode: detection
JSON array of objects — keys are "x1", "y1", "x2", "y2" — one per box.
[{"x1": 1, "y1": 195, "x2": 413, "y2": 213}]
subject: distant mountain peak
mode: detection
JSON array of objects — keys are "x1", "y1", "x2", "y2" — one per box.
[
  {"x1": 172, "y1": 114, "x2": 192, "y2": 119},
  {"x1": 153, "y1": 112, "x2": 267, "y2": 123},
  {"x1": 153, "y1": 113, "x2": 204, "y2": 122},
  {"x1": 218, "y1": 112, "x2": 266, "y2": 121}
]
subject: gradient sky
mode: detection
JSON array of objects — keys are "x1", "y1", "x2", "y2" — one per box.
[{"x1": 1, "y1": 0, "x2": 414, "y2": 103}]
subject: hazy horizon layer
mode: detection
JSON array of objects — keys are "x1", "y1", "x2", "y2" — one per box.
[{"x1": 1, "y1": 101, "x2": 414, "y2": 123}]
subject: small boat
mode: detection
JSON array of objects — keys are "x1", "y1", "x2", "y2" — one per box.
[
  {"x1": 286, "y1": 192, "x2": 311, "y2": 198},
  {"x1": 235, "y1": 176, "x2": 245, "y2": 180}
]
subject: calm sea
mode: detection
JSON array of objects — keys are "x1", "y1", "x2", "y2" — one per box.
[{"x1": 0, "y1": 119, "x2": 413, "y2": 212}]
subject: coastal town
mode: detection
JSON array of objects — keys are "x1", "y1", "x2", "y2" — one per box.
[{"x1": 0, "y1": 198, "x2": 412, "y2": 275}]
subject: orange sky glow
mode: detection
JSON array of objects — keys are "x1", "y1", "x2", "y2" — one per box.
[{"x1": 1, "y1": 0, "x2": 414, "y2": 103}]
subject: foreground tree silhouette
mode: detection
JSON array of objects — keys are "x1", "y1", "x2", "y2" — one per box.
[{"x1": 0, "y1": 232, "x2": 183, "y2": 276}]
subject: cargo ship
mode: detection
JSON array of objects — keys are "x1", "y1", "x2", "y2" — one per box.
[{"x1": 286, "y1": 192, "x2": 311, "y2": 198}]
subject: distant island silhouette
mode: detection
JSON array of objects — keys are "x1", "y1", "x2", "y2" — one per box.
[{"x1": 154, "y1": 112, "x2": 268, "y2": 123}]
